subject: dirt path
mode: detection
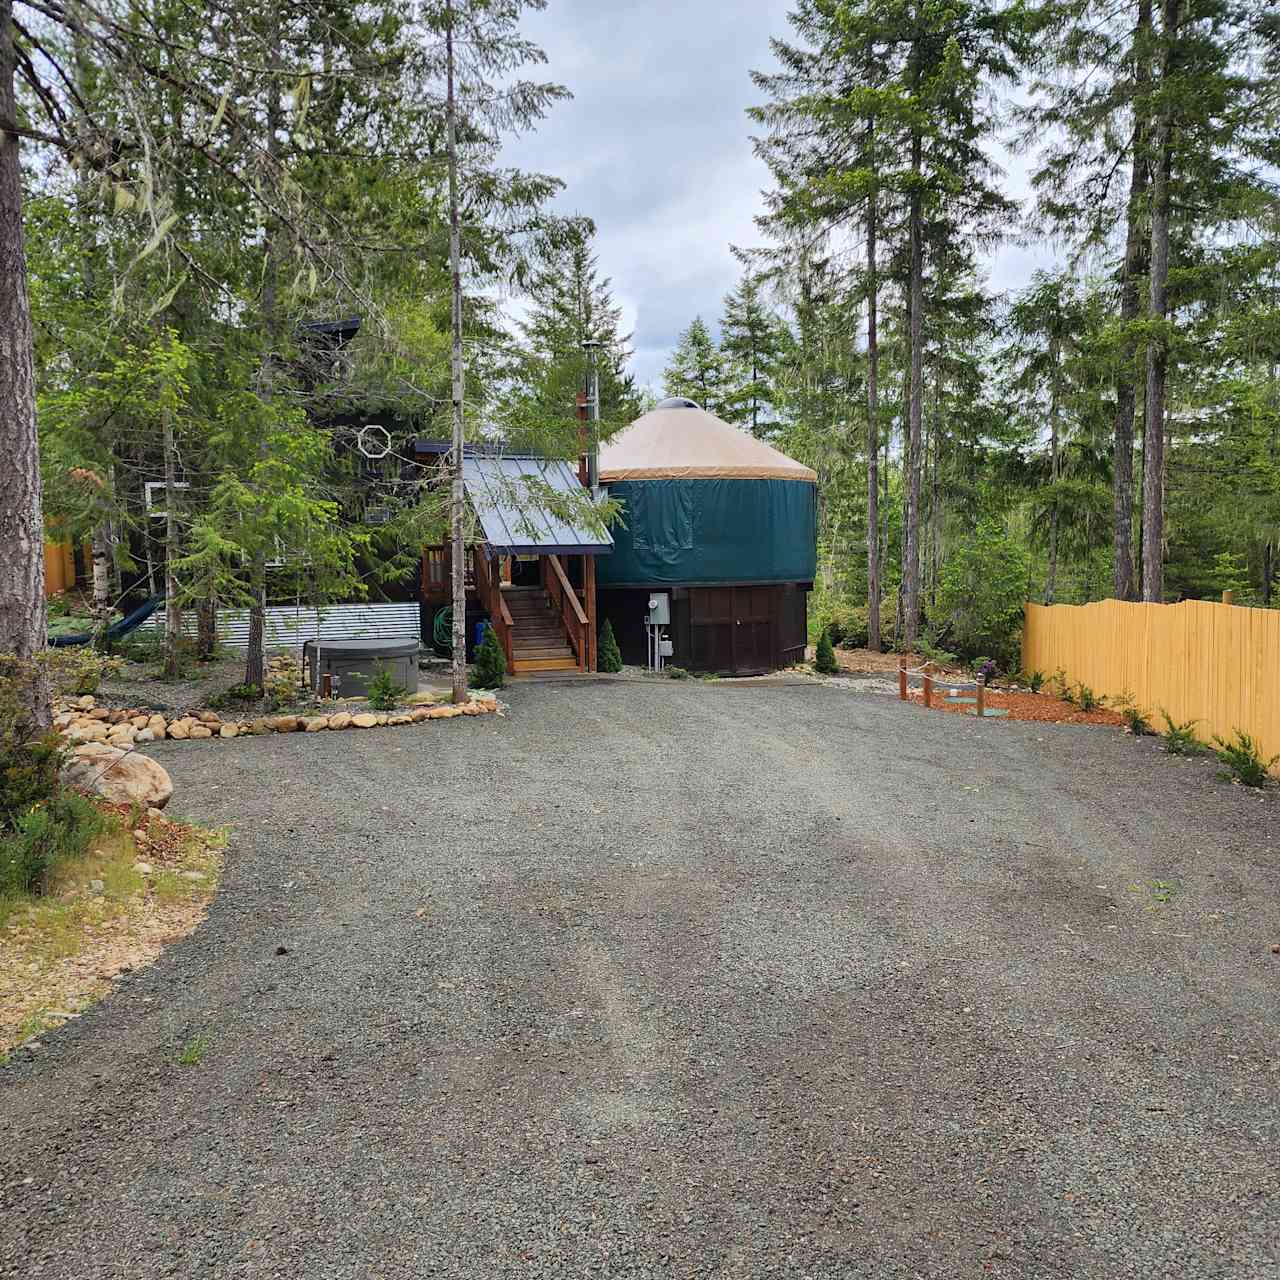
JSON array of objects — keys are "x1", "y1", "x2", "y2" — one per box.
[{"x1": 1, "y1": 681, "x2": 1277, "y2": 1278}]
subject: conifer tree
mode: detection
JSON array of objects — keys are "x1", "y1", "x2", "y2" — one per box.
[
  {"x1": 719, "y1": 272, "x2": 789, "y2": 436},
  {"x1": 663, "y1": 317, "x2": 733, "y2": 416},
  {"x1": 598, "y1": 618, "x2": 623, "y2": 673}
]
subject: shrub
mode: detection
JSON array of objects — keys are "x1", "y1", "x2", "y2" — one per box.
[
  {"x1": 1112, "y1": 692, "x2": 1151, "y2": 735},
  {"x1": 933, "y1": 520, "x2": 1029, "y2": 665},
  {"x1": 1026, "y1": 670, "x2": 1045, "y2": 694},
  {"x1": 1211, "y1": 730, "x2": 1278, "y2": 787},
  {"x1": 814, "y1": 628, "x2": 839, "y2": 675},
  {"x1": 1160, "y1": 711, "x2": 1203, "y2": 756},
  {"x1": 918, "y1": 637, "x2": 959, "y2": 669},
  {"x1": 666, "y1": 666, "x2": 689, "y2": 680},
  {"x1": 48, "y1": 648, "x2": 122, "y2": 697},
  {"x1": 366, "y1": 662, "x2": 406, "y2": 709},
  {"x1": 469, "y1": 624, "x2": 507, "y2": 690},
  {"x1": 1, "y1": 659, "x2": 65, "y2": 834},
  {"x1": 1, "y1": 789, "x2": 112, "y2": 898},
  {"x1": 598, "y1": 619, "x2": 623, "y2": 673},
  {"x1": 1074, "y1": 684, "x2": 1100, "y2": 712},
  {"x1": 809, "y1": 599, "x2": 870, "y2": 650}
]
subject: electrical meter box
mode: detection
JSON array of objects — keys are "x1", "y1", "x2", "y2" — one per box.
[{"x1": 646, "y1": 593, "x2": 671, "y2": 626}]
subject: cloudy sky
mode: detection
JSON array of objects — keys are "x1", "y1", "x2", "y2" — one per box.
[{"x1": 507, "y1": 0, "x2": 1047, "y2": 392}]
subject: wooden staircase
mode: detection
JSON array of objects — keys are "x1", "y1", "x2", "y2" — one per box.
[{"x1": 503, "y1": 586, "x2": 580, "y2": 674}]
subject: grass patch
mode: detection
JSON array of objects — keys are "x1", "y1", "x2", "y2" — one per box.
[{"x1": 178, "y1": 1031, "x2": 211, "y2": 1066}]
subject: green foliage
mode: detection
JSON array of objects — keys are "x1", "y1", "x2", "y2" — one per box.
[
  {"x1": 598, "y1": 619, "x2": 623, "y2": 674},
  {"x1": 1211, "y1": 731, "x2": 1279, "y2": 788},
  {"x1": 917, "y1": 638, "x2": 960, "y2": 669},
  {"x1": 1160, "y1": 712, "x2": 1204, "y2": 756},
  {"x1": 666, "y1": 667, "x2": 689, "y2": 680},
  {"x1": 207, "y1": 683, "x2": 262, "y2": 711},
  {"x1": 814, "y1": 628, "x2": 839, "y2": 675},
  {"x1": 469, "y1": 625, "x2": 507, "y2": 690},
  {"x1": 933, "y1": 521, "x2": 1029, "y2": 666},
  {"x1": 0, "y1": 660, "x2": 66, "y2": 838},
  {"x1": 178, "y1": 1033, "x2": 212, "y2": 1067},
  {"x1": 1112, "y1": 693, "x2": 1151, "y2": 736},
  {"x1": 1, "y1": 790, "x2": 113, "y2": 900},
  {"x1": 1026, "y1": 670, "x2": 1045, "y2": 694},
  {"x1": 663, "y1": 318, "x2": 733, "y2": 416},
  {"x1": 47, "y1": 649, "x2": 123, "y2": 698},
  {"x1": 366, "y1": 663, "x2": 406, "y2": 711},
  {"x1": 811, "y1": 599, "x2": 869, "y2": 650},
  {"x1": 1074, "y1": 684, "x2": 1100, "y2": 712}
]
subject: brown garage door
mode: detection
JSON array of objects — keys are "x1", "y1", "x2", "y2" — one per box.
[{"x1": 688, "y1": 587, "x2": 775, "y2": 675}]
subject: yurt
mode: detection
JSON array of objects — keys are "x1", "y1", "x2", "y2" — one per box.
[{"x1": 596, "y1": 398, "x2": 817, "y2": 675}]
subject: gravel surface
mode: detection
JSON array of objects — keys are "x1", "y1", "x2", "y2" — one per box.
[{"x1": 2, "y1": 680, "x2": 1278, "y2": 1278}]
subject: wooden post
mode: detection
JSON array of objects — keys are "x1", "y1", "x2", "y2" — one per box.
[
  {"x1": 1222, "y1": 589, "x2": 1234, "y2": 606},
  {"x1": 898, "y1": 656, "x2": 907, "y2": 701},
  {"x1": 584, "y1": 553, "x2": 597, "y2": 672},
  {"x1": 923, "y1": 671, "x2": 933, "y2": 709},
  {"x1": 976, "y1": 675, "x2": 985, "y2": 719}
]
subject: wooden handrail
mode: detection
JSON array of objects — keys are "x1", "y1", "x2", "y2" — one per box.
[
  {"x1": 546, "y1": 554, "x2": 587, "y2": 625},
  {"x1": 472, "y1": 549, "x2": 513, "y2": 669}
]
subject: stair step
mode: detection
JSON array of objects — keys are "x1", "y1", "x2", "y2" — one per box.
[{"x1": 512, "y1": 657, "x2": 581, "y2": 673}]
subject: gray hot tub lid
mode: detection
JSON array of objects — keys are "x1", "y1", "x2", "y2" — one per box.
[{"x1": 302, "y1": 636, "x2": 419, "y2": 658}]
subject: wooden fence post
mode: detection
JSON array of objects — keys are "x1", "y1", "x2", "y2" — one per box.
[
  {"x1": 1222, "y1": 590, "x2": 1234, "y2": 606},
  {"x1": 976, "y1": 676, "x2": 986, "y2": 719},
  {"x1": 899, "y1": 657, "x2": 907, "y2": 701},
  {"x1": 923, "y1": 670, "x2": 933, "y2": 709}
]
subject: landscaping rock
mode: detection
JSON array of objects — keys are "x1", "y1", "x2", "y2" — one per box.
[
  {"x1": 352, "y1": 713, "x2": 379, "y2": 729},
  {"x1": 131, "y1": 715, "x2": 150, "y2": 730},
  {"x1": 74, "y1": 695, "x2": 96, "y2": 710},
  {"x1": 410, "y1": 708, "x2": 432, "y2": 723},
  {"x1": 147, "y1": 715, "x2": 167, "y2": 737},
  {"x1": 67, "y1": 720, "x2": 109, "y2": 744},
  {"x1": 389, "y1": 714, "x2": 412, "y2": 726},
  {"x1": 427, "y1": 705, "x2": 464, "y2": 719},
  {"x1": 374, "y1": 713, "x2": 389, "y2": 726},
  {"x1": 304, "y1": 717, "x2": 329, "y2": 732},
  {"x1": 329, "y1": 712, "x2": 353, "y2": 730},
  {"x1": 86, "y1": 708, "x2": 112, "y2": 722},
  {"x1": 189, "y1": 725, "x2": 214, "y2": 740},
  {"x1": 219, "y1": 724, "x2": 239, "y2": 739},
  {"x1": 135, "y1": 728, "x2": 155, "y2": 744},
  {"x1": 197, "y1": 711, "x2": 221, "y2": 726},
  {"x1": 271, "y1": 716, "x2": 301, "y2": 733},
  {"x1": 168, "y1": 720, "x2": 191, "y2": 740},
  {"x1": 63, "y1": 744, "x2": 174, "y2": 810},
  {"x1": 133, "y1": 861, "x2": 153, "y2": 875}
]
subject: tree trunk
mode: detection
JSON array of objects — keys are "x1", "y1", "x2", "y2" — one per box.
[
  {"x1": 246, "y1": 0, "x2": 281, "y2": 691},
  {"x1": 90, "y1": 522, "x2": 113, "y2": 650},
  {"x1": 1045, "y1": 336, "x2": 1061, "y2": 605},
  {"x1": 197, "y1": 596, "x2": 218, "y2": 659},
  {"x1": 1142, "y1": 0, "x2": 1178, "y2": 603},
  {"x1": 903, "y1": 135, "x2": 925, "y2": 651},
  {"x1": 0, "y1": 2, "x2": 49, "y2": 724},
  {"x1": 1113, "y1": 0, "x2": 1151, "y2": 602},
  {"x1": 446, "y1": 0, "x2": 468, "y2": 704},
  {"x1": 866, "y1": 137, "x2": 881, "y2": 652},
  {"x1": 163, "y1": 409, "x2": 182, "y2": 678}
]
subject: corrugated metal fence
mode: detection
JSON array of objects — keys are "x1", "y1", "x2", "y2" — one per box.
[
  {"x1": 1023, "y1": 599, "x2": 1280, "y2": 770},
  {"x1": 139, "y1": 602, "x2": 421, "y2": 649}
]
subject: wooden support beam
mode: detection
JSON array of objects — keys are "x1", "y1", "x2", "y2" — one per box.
[{"x1": 898, "y1": 656, "x2": 907, "y2": 701}]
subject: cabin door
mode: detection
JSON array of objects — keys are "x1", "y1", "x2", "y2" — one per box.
[{"x1": 731, "y1": 586, "x2": 773, "y2": 675}]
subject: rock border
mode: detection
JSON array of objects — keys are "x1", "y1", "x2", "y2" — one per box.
[{"x1": 53, "y1": 692, "x2": 500, "y2": 747}]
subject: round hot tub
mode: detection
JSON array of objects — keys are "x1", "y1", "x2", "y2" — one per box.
[{"x1": 302, "y1": 636, "x2": 419, "y2": 698}]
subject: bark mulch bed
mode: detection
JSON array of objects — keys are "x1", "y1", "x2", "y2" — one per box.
[{"x1": 909, "y1": 684, "x2": 1127, "y2": 726}]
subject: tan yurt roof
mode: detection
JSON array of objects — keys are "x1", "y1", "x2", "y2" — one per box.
[{"x1": 598, "y1": 402, "x2": 817, "y2": 483}]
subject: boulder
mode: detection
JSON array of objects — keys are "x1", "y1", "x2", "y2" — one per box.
[
  {"x1": 148, "y1": 716, "x2": 167, "y2": 739},
  {"x1": 389, "y1": 713, "x2": 412, "y2": 726},
  {"x1": 189, "y1": 724, "x2": 214, "y2": 740},
  {"x1": 410, "y1": 708, "x2": 432, "y2": 723},
  {"x1": 54, "y1": 711, "x2": 75, "y2": 729},
  {"x1": 107, "y1": 725, "x2": 136, "y2": 744},
  {"x1": 135, "y1": 728, "x2": 155, "y2": 744},
  {"x1": 426, "y1": 705, "x2": 464, "y2": 720},
  {"x1": 329, "y1": 712, "x2": 353, "y2": 730},
  {"x1": 374, "y1": 713, "x2": 389, "y2": 726},
  {"x1": 304, "y1": 717, "x2": 330, "y2": 732},
  {"x1": 270, "y1": 716, "x2": 301, "y2": 733},
  {"x1": 63, "y1": 744, "x2": 174, "y2": 810},
  {"x1": 66, "y1": 720, "x2": 109, "y2": 744},
  {"x1": 351, "y1": 713, "x2": 378, "y2": 729},
  {"x1": 219, "y1": 724, "x2": 239, "y2": 738},
  {"x1": 131, "y1": 715, "x2": 150, "y2": 730},
  {"x1": 86, "y1": 707, "x2": 112, "y2": 722},
  {"x1": 197, "y1": 711, "x2": 221, "y2": 726},
  {"x1": 75, "y1": 695, "x2": 96, "y2": 710},
  {"x1": 168, "y1": 719, "x2": 191, "y2": 740}
]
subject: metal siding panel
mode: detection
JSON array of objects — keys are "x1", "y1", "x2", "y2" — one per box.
[{"x1": 140, "y1": 603, "x2": 421, "y2": 648}]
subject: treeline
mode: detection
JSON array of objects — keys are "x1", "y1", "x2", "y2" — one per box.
[{"x1": 665, "y1": 0, "x2": 1280, "y2": 666}]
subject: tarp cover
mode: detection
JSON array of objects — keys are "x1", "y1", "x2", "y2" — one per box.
[
  {"x1": 463, "y1": 455, "x2": 613, "y2": 556},
  {"x1": 598, "y1": 478, "x2": 817, "y2": 586},
  {"x1": 598, "y1": 406, "x2": 818, "y2": 482}
]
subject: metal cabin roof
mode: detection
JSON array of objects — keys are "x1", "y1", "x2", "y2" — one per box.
[{"x1": 462, "y1": 455, "x2": 613, "y2": 557}]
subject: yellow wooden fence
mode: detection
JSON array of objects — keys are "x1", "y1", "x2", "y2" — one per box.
[{"x1": 1023, "y1": 598, "x2": 1280, "y2": 770}]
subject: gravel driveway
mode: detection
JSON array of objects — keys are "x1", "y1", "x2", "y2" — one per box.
[{"x1": 2, "y1": 679, "x2": 1278, "y2": 1278}]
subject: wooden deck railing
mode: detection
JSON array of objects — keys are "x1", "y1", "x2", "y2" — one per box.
[
  {"x1": 542, "y1": 554, "x2": 588, "y2": 672},
  {"x1": 472, "y1": 548, "x2": 514, "y2": 670}
]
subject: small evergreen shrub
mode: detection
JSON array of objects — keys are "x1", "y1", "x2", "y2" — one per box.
[
  {"x1": 469, "y1": 624, "x2": 507, "y2": 689},
  {"x1": 1111, "y1": 692, "x2": 1151, "y2": 735},
  {"x1": 598, "y1": 619, "x2": 623, "y2": 673},
  {"x1": 814, "y1": 628, "x2": 839, "y2": 675},
  {"x1": 1160, "y1": 711, "x2": 1203, "y2": 756},
  {"x1": 666, "y1": 666, "x2": 689, "y2": 680},
  {"x1": 366, "y1": 661, "x2": 406, "y2": 709},
  {"x1": 1, "y1": 790, "x2": 113, "y2": 898},
  {"x1": 1026, "y1": 670, "x2": 1045, "y2": 694},
  {"x1": 1211, "y1": 730, "x2": 1278, "y2": 787},
  {"x1": 1074, "y1": 684, "x2": 1100, "y2": 712}
]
